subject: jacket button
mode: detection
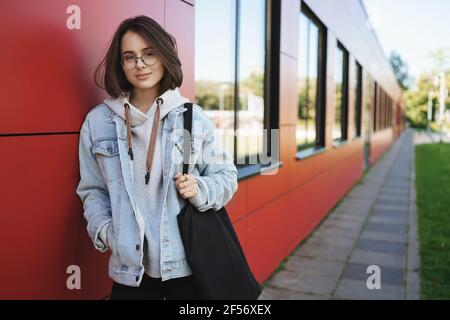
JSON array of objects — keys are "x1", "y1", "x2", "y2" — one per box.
[{"x1": 136, "y1": 244, "x2": 140, "y2": 250}]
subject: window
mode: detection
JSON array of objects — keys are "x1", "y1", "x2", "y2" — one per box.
[
  {"x1": 297, "y1": 4, "x2": 326, "y2": 153},
  {"x1": 195, "y1": 0, "x2": 279, "y2": 174},
  {"x1": 354, "y1": 62, "x2": 363, "y2": 138},
  {"x1": 388, "y1": 97, "x2": 392, "y2": 128},
  {"x1": 380, "y1": 90, "x2": 384, "y2": 129},
  {"x1": 364, "y1": 73, "x2": 374, "y2": 135},
  {"x1": 377, "y1": 86, "x2": 381, "y2": 131},
  {"x1": 334, "y1": 42, "x2": 349, "y2": 142},
  {"x1": 195, "y1": 0, "x2": 236, "y2": 156},
  {"x1": 373, "y1": 82, "x2": 378, "y2": 132},
  {"x1": 382, "y1": 90, "x2": 386, "y2": 129},
  {"x1": 237, "y1": 0, "x2": 266, "y2": 165}
]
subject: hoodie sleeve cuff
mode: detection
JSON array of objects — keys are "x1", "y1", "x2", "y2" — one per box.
[{"x1": 189, "y1": 176, "x2": 208, "y2": 208}]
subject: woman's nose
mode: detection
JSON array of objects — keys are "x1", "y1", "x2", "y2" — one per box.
[{"x1": 136, "y1": 57, "x2": 146, "y2": 69}]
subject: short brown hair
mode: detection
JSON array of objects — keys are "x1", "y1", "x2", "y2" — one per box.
[{"x1": 94, "y1": 15, "x2": 183, "y2": 98}]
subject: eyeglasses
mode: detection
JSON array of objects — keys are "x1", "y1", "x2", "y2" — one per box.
[{"x1": 121, "y1": 50, "x2": 158, "y2": 70}]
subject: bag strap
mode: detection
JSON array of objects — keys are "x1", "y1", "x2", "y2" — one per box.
[{"x1": 182, "y1": 103, "x2": 193, "y2": 175}]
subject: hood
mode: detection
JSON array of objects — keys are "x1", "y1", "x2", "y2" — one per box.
[
  {"x1": 103, "y1": 87, "x2": 190, "y2": 127},
  {"x1": 103, "y1": 87, "x2": 190, "y2": 168}
]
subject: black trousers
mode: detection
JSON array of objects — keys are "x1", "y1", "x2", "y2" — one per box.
[{"x1": 109, "y1": 274, "x2": 201, "y2": 300}]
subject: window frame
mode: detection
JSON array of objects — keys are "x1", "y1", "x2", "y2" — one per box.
[
  {"x1": 354, "y1": 61, "x2": 363, "y2": 138},
  {"x1": 296, "y1": 3, "x2": 327, "y2": 158},
  {"x1": 373, "y1": 82, "x2": 378, "y2": 132},
  {"x1": 234, "y1": 0, "x2": 282, "y2": 180},
  {"x1": 333, "y1": 41, "x2": 349, "y2": 143}
]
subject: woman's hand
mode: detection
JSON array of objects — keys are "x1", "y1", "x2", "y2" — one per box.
[{"x1": 174, "y1": 173, "x2": 199, "y2": 199}]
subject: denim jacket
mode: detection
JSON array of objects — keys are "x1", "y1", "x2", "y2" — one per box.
[{"x1": 76, "y1": 99, "x2": 238, "y2": 286}]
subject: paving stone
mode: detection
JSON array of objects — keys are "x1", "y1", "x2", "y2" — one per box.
[
  {"x1": 327, "y1": 213, "x2": 368, "y2": 222},
  {"x1": 342, "y1": 262, "x2": 404, "y2": 286},
  {"x1": 349, "y1": 249, "x2": 406, "y2": 269},
  {"x1": 320, "y1": 219, "x2": 364, "y2": 230},
  {"x1": 284, "y1": 256, "x2": 346, "y2": 277},
  {"x1": 333, "y1": 278, "x2": 404, "y2": 300},
  {"x1": 376, "y1": 198, "x2": 410, "y2": 207},
  {"x1": 306, "y1": 234, "x2": 356, "y2": 249},
  {"x1": 377, "y1": 195, "x2": 410, "y2": 204},
  {"x1": 331, "y1": 210, "x2": 371, "y2": 220},
  {"x1": 364, "y1": 222, "x2": 407, "y2": 234},
  {"x1": 355, "y1": 239, "x2": 407, "y2": 255},
  {"x1": 265, "y1": 270, "x2": 338, "y2": 296},
  {"x1": 384, "y1": 182, "x2": 410, "y2": 189},
  {"x1": 312, "y1": 226, "x2": 361, "y2": 240},
  {"x1": 368, "y1": 215, "x2": 408, "y2": 225},
  {"x1": 372, "y1": 205, "x2": 408, "y2": 215},
  {"x1": 295, "y1": 242, "x2": 352, "y2": 262},
  {"x1": 258, "y1": 286, "x2": 328, "y2": 300},
  {"x1": 380, "y1": 188, "x2": 410, "y2": 196}
]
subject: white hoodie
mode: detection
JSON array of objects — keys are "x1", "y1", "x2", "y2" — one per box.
[{"x1": 101, "y1": 88, "x2": 207, "y2": 278}]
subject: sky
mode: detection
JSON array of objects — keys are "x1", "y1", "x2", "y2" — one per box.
[{"x1": 362, "y1": 0, "x2": 450, "y2": 81}]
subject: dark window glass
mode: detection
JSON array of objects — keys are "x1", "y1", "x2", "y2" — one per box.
[
  {"x1": 373, "y1": 83, "x2": 378, "y2": 132},
  {"x1": 196, "y1": 0, "x2": 272, "y2": 169},
  {"x1": 354, "y1": 62, "x2": 363, "y2": 138},
  {"x1": 365, "y1": 72, "x2": 374, "y2": 135},
  {"x1": 297, "y1": 5, "x2": 326, "y2": 152},
  {"x1": 334, "y1": 43, "x2": 349, "y2": 141}
]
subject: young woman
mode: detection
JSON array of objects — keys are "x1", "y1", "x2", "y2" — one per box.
[{"x1": 76, "y1": 15, "x2": 238, "y2": 300}]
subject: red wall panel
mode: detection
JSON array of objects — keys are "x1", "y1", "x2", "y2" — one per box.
[{"x1": 0, "y1": 135, "x2": 111, "y2": 299}]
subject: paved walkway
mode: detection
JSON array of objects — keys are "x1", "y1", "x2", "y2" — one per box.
[
  {"x1": 259, "y1": 129, "x2": 421, "y2": 300},
  {"x1": 414, "y1": 129, "x2": 450, "y2": 144}
]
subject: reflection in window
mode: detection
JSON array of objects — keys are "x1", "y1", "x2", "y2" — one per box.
[
  {"x1": 373, "y1": 82, "x2": 378, "y2": 132},
  {"x1": 297, "y1": 8, "x2": 324, "y2": 151},
  {"x1": 354, "y1": 62, "x2": 363, "y2": 137},
  {"x1": 195, "y1": 0, "x2": 267, "y2": 167},
  {"x1": 334, "y1": 43, "x2": 349, "y2": 141},
  {"x1": 195, "y1": 0, "x2": 236, "y2": 157},
  {"x1": 237, "y1": 0, "x2": 266, "y2": 165},
  {"x1": 364, "y1": 73, "x2": 374, "y2": 136}
]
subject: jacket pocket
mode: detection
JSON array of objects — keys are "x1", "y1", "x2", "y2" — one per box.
[
  {"x1": 174, "y1": 133, "x2": 202, "y2": 170},
  {"x1": 92, "y1": 138, "x2": 123, "y2": 183}
]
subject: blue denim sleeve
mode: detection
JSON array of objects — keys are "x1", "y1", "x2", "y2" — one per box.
[
  {"x1": 76, "y1": 120, "x2": 112, "y2": 252},
  {"x1": 190, "y1": 106, "x2": 238, "y2": 212}
]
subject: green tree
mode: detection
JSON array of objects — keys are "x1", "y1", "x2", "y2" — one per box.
[
  {"x1": 402, "y1": 48, "x2": 450, "y2": 128},
  {"x1": 390, "y1": 51, "x2": 411, "y2": 91}
]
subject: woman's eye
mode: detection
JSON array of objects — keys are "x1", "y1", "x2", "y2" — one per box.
[
  {"x1": 144, "y1": 51, "x2": 155, "y2": 58},
  {"x1": 124, "y1": 55, "x2": 135, "y2": 61}
]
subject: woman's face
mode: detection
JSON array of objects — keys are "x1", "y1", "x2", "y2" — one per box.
[{"x1": 120, "y1": 31, "x2": 165, "y2": 92}]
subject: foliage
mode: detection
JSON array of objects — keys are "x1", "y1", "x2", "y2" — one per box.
[
  {"x1": 396, "y1": 49, "x2": 450, "y2": 128},
  {"x1": 390, "y1": 51, "x2": 412, "y2": 90}
]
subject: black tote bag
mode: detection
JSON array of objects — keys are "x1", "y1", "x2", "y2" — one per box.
[{"x1": 176, "y1": 103, "x2": 262, "y2": 300}]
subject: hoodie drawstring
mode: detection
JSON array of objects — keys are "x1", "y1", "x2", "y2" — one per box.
[
  {"x1": 124, "y1": 97, "x2": 164, "y2": 185},
  {"x1": 124, "y1": 103, "x2": 134, "y2": 161}
]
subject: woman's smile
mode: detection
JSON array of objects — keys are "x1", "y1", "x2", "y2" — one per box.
[{"x1": 136, "y1": 72, "x2": 152, "y2": 80}]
